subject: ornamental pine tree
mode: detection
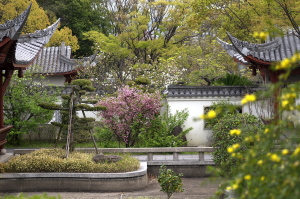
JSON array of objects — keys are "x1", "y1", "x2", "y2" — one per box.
[{"x1": 39, "y1": 79, "x2": 106, "y2": 157}]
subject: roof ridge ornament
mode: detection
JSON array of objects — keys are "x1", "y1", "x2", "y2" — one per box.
[
  {"x1": 0, "y1": 3, "x2": 32, "y2": 41},
  {"x1": 18, "y1": 19, "x2": 60, "y2": 44}
]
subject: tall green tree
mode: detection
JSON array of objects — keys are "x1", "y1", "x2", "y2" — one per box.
[
  {"x1": 190, "y1": 0, "x2": 300, "y2": 41},
  {"x1": 81, "y1": 0, "x2": 204, "y2": 91},
  {"x1": 36, "y1": 0, "x2": 111, "y2": 57},
  {"x1": 4, "y1": 71, "x2": 57, "y2": 146}
]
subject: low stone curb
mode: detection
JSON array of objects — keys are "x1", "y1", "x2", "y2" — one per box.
[{"x1": 0, "y1": 162, "x2": 148, "y2": 192}]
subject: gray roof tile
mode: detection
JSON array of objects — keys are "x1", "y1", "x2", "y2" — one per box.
[
  {"x1": 28, "y1": 43, "x2": 77, "y2": 74},
  {"x1": 15, "y1": 19, "x2": 60, "y2": 65},
  {"x1": 220, "y1": 32, "x2": 300, "y2": 63}
]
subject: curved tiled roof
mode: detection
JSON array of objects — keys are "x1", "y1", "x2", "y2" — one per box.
[
  {"x1": 218, "y1": 32, "x2": 300, "y2": 64},
  {"x1": 217, "y1": 37, "x2": 248, "y2": 64},
  {"x1": 29, "y1": 43, "x2": 97, "y2": 75},
  {"x1": 15, "y1": 19, "x2": 60, "y2": 65},
  {"x1": 0, "y1": 4, "x2": 31, "y2": 41},
  {"x1": 28, "y1": 43, "x2": 77, "y2": 74}
]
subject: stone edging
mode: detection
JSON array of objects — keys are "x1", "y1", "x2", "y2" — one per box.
[{"x1": 0, "y1": 162, "x2": 148, "y2": 192}]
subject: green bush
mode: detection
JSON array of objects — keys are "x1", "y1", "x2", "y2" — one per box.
[
  {"x1": 158, "y1": 165, "x2": 184, "y2": 199},
  {"x1": 212, "y1": 113, "x2": 263, "y2": 176},
  {"x1": 137, "y1": 108, "x2": 192, "y2": 147},
  {"x1": 94, "y1": 127, "x2": 121, "y2": 148},
  {"x1": 1, "y1": 149, "x2": 140, "y2": 173}
]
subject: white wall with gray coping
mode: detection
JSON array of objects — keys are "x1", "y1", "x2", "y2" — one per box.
[
  {"x1": 0, "y1": 162, "x2": 148, "y2": 192},
  {"x1": 166, "y1": 86, "x2": 266, "y2": 147}
]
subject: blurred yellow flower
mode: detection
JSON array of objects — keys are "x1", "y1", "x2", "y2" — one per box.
[
  {"x1": 282, "y1": 100, "x2": 289, "y2": 107},
  {"x1": 253, "y1": 31, "x2": 268, "y2": 40},
  {"x1": 200, "y1": 110, "x2": 217, "y2": 120},
  {"x1": 232, "y1": 184, "x2": 238, "y2": 190},
  {"x1": 245, "y1": 136, "x2": 253, "y2": 142},
  {"x1": 264, "y1": 128, "x2": 269, "y2": 134},
  {"x1": 244, "y1": 175, "x2": 252, "y2": 180},
  {"x1": 260, "y1": 176, "x2": 265, "y2": 181},
  {"x1": 253, "y1": 32, "x2": 259, "y2": 38},
  {"x1": 292, "y1": 147, "x2": 300, "y2": 156},
  {"x1": 291, "y1": 53, "x2": 300, "y2": 63},
  {"x1": 257, "y1": 160, "x2": 263, "y2": 165},
  {"x1": 270, "y1": 154, "x2": 281, "y2": 162},
  {"x1": 230, "y1": 129, "x2": 241, "y2": 136},
  {"x1": 282, "y1": 149, "x2": 289, "y2": 155},
  {"x1": 227, "y1": 147, "x2": 234, "y2": 153},
  {"x1": 276, "y1": 58, "x2": 292, "y2": 70},
  {"x1": 259, "y1": 32, "x2": 267, "y2": 40},
  {"x1": 207, "y1": 110, "x2": 217, "y2": 119},
  {"x1": 241, "y1": 94, "x2": 256, "y2": 105},
  {"x1": 281, "y1": 58, "x2": 291, "y2": 69},
  {"x1": 232, "y1": 143, "x2": 240, "y2": 149}
]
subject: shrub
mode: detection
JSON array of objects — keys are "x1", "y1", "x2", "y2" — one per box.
[
  {"x1": 2, "y1": 149, "x2": 140, "y2": 173},
  {"x1": 137, "y1": 108, "x2": 191, "y2": 147},
  {"x1": 94, "y1": 127, "x2": 121, "y2": 148},
  {"x1": 223, "y1": 81, "x2": 300, "y2": 198},
  {"x1": 158, "y1": 165, "x2": 184, "y2": 199},
  {"x1": 212, "y1": 113, "x2": 263, "y2": 176}
]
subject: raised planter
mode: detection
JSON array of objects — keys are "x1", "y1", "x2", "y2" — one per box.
[{"x1": 0, "y1": 162, "x2": 148, "y2": 192}]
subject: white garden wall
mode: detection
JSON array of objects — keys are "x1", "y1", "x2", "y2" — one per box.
[{"x1": 166, "y1": 86, "x2": 265, "y2": 147}]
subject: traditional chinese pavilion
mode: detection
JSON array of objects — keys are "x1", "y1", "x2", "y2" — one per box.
[
  {"x1": 218, "y1": 32, "x2": 300, "y2": 83},
  {"x1": 218, "y1": 31, "x2": 300, "y2": 121},
  {"x1": 0, "y1": 4, "x2": 59, "y2": 154}
]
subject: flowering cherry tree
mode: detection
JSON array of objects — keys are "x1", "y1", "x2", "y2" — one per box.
[{"x1": 97, "y1": 86, "x2": 161, "y2": 147}]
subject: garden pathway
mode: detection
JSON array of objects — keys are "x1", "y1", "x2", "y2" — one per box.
[{"x1": 0, "y1": 177, "x2": 221, "y2": 199}]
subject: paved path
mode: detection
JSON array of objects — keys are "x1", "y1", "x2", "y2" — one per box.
[{"x1": 0, "y1": 177, "x2": 222, "y2": 199}]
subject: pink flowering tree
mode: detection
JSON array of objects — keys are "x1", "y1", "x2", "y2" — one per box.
[{"x1": 96, "y1": 86, "x2": 161, "y2": 147}]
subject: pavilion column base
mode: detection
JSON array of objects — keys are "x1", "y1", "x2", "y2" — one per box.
[{"x1": 0, "y1": 125, "x2": 13, "y2": 155}]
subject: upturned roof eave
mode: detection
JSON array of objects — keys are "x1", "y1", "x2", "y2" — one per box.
[
  {"x1": 13, "y1": 19, "x2": 60, "y2": 66},
  {"x1": 0, "y1": 4, "x2": 32, "y2": 41}
]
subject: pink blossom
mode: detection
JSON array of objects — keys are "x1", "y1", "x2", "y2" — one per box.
[{"x1": 96, "y1": 86, "x2": 161, "y2": 147}]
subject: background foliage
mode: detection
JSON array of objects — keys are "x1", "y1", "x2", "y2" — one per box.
[{"x1": 4, "y1": 71, "x2": 56, "y2": 145}]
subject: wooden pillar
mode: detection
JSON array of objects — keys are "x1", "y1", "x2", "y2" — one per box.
[
  {"x1": 0, "y1": 70, "x2": 3, "y2": 129},
  {"x1": 0, "y1": 68, "x2": 14, "y2": 152}
]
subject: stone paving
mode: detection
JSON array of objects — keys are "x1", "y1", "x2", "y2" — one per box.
[{"x1": 0, "y1": 177, "x2": 221, "y2": 199}]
